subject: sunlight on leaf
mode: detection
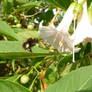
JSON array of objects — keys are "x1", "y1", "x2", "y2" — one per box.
[{"x1": 45, "y1": 65, "x2": 92, "y2": 92}]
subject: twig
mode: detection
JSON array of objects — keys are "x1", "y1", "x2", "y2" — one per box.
[
  {"x1": 49, "y1": 8, "x2": 61, "y2": 25},
  {"x1": 29, "y1": 74, "x2": 39, "y2": 90},
  {"x1": 20, "y1": 6, "x2": 48, "y2": 18},
  {"x1": 20, "y1": 10, "x2": 41, "y2": 18}
]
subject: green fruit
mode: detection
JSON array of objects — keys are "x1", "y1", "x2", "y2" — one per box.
[
  {"x1": 20, "y1": 75, "x2": 29, "y2": 84},
  {"x1": 12, "y1": 25, "x2": 16, "y2": 28},
  {"x1": 27, "y1": 24, "x2": 34, "y2": 30},
  {"x1": 8, "y1": 15, "x2": 14, "y2": 21},
  {"x1": 16, "y1": 24, "x2": 22, "y2": 28},
  {"x1": 8, "y1": 15, "x2": 13, "y2": 19},
  {"x1": 14, "y1": 19, "x2": 18, "y2": 24}
]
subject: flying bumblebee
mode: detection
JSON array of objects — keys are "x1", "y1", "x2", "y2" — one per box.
[{"x1": 23, "y1": 37, "x2": 38, "y2": 52}]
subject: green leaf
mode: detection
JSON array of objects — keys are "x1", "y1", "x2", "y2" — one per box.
[
  {"x1": 0, "y1": 79, "x2": 30, "y2": 92},
  {"x1": 14, "y1": 1, "x2": 41, "y2": 13},
  {"x1": 7, "y1": 74, "x2": 22, "y2": 82},
  {"x1": 45, "y1": 65, "x2": 92, "y2": 92},
  {"x1": 32, "y1": 46, "x2": 50, "y2": 53},
  {"x1": 0, "y1": 41, "x2": 29, "y2": 59},
  {"x1": 14, "y1": 0, "x2": 27, "y2": 5},
  {"x1": 31, "y1": 57, "x2": 44, "y2": 67},
  {"x1": 84, "y1": 42, "x2": 91, "y2": 55},
  {"x1": 0, "y1": 21, "x2": 19, "y2": 40},
  {"x1": 3, "y1": 0, "x2": 13, "y2": 14},
  {"x1": 44, "y1": 63, "x2": 56, "y2": 84},
  {"x1": 0, "y1": 41, "x2": 52, "y2": 59},
  {"x1": 57, "y1": 54, "x2": 72, "y2": 73},
  {"x1": 60, "y1": 63, "x2": 73, "y2": 77},
  {"x1": 45, "y1": 0, "x2": 73, "y2": 10},
  {"x1": 0, "y1": 60, "x2": 7, "y2": 64},
  {"x1": 0, "y1": 0, "x2": 2, "y2": 3},
  {"x1": 87, "y1": 0, "x2": 92, "y2": 7},
  {"x1": 17, "y1": 30, "x2": 40, "y2": 41}
]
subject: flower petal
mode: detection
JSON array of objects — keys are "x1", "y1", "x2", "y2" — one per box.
[
  {"x1": 39, "y1": 4, "x2": 80, "y2": 52},
  {"x1": 56, "y1": 4, "x2": 75, "y2": 32},
  {"x1": 71, "y1": 1, "x2": 92, "y2": 45}
]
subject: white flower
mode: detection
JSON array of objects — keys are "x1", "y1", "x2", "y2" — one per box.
[
  {"x1": 71, "y1": 1, "x2": 92, "y2": 45},
  {"x1": 56, "y1": 5, "x2": 75, "y2": 32},
  {"x1": 39, "y1": 4, "x2": 80, "y2": 52}
]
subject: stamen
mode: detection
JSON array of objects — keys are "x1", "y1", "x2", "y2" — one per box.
[
  {"x1": 59, "y1": 41, "x2": 63, "y2": 47},
  {"x1": 73, "y1": 15, "x2": 76, "y2": 63}
]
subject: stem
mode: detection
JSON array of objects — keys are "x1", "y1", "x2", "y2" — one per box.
[
  {"x1": 29, "y1": 74, "x2": 39, "y2": 91},
  {"x1": 73, "y1": 15, "x2": 76, "y2": 62},
  {"x1": 33, "y1": 66, "x2": 40, "y2": 74},
  {"x1": 27, "y1": 67, "x2": 33, "y2": 76},
  {"x1": 12, "y1": 60, "x2": 15, "y2": 71},
  {"x1": 28, "y1": 66, "x2": 41, "y2": 91},
  {"x1": 50, "y1": 8, "x2": 61, "y2": 25}
]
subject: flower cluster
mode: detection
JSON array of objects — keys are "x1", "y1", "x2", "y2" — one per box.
[{"x1": 39, "y1": 0, "x2": 92, "y2": 53}]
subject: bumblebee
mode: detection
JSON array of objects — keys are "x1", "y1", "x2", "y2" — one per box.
[{"x1": 23, "y1": 38, "x2": 38, "y2": 51}]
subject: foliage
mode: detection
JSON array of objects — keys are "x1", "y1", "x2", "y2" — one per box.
[{"x1": 0, "y1": 0, "x2": 92, "y2": 92}]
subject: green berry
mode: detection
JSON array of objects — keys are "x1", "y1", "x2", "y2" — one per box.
[
  {"x1": 27, "y1": 24, "x2": 34, "y2": 30},
  {"x1": 8, "y1": 15, "x2": 14, "y2": 21},
  {"x1": 20, "y1": 75, "x2": 29, "y2": 84},
  {"x1": 14, "y1": 19, "x2": 18, "y2": 24},
  {"x1": 8, "y1": 15, "x2": 13, "y2": 18},
  {"x1": 16, "y1": 24, "x2": 21, "y2": 28}
]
